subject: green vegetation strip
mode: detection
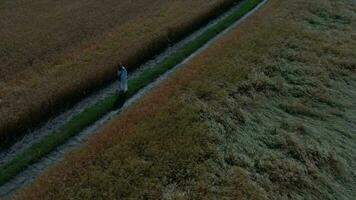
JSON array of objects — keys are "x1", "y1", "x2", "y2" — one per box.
[{"x1": 0, "y1": 0, "x2": 263, "y2": 186}]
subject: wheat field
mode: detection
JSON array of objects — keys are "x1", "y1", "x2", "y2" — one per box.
[
  {"x1": 13, "y1": 0, "x2": 356, "y2": 199},
  {"x1": 0, "y1": 0, "x2": 234, "y2": 144}
]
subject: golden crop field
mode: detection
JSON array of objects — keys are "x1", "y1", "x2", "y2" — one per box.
[
  {"x1": 13, "y1": 0, "x2": 356, "y2": 199},
  {"x1": 0, "y1": 0, "x2": 234, "y2": 143}
]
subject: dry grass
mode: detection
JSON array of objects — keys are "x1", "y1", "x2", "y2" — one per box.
[
  {"x1": 13, "y1": 0, "x2": 356, "y2": 199},
  {"x1": 0, "y1": 0, "x2": 236, "y2": 145}
]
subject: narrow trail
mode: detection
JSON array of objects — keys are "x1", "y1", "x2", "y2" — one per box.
[
  {"x1": 0, "y1": 0, "x2": 268, "y2": 197},
  {"x1": 0, "y1": 1, "x2": 242, "y2": 168}
]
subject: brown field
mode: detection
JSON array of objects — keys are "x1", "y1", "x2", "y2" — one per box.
[
  {"x1": 14, "y1": 0, "x2": 356, "y2": 199},
  {"x1": 0, "y1": 0, "x2": 235, "y2": 144}
]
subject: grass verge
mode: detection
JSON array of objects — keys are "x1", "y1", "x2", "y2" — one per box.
[{"x1": 0, "y1": 0, "x2": 263, "y2": 186}]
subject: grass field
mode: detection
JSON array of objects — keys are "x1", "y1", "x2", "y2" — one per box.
[
  {"x1": 0, "y1": 0, "x2": 236, "y2": 146},
  {"x1": 13, "y1": 0, "x2": 356, "y2": 199}
]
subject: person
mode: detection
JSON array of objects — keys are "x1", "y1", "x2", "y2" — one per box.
[{"x1": 118, "y1": 65, "x2": 128, "y2": 94}]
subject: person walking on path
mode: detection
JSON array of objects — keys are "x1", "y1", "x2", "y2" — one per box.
[{"x1": 118, "y1": 65, "x2": 128, "y2": 94}]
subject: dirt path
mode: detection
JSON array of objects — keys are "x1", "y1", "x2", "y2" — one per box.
[
  {"x1": 0, "y1": 1, "x2": 241, "y2": 168},
  {"x1": 0, "y1": 0, "x2": 268, "y2": 197}
]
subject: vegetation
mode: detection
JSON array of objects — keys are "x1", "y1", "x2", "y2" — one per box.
[
  {"x1": 14, "y1": 0, "x2": 356, "y2": 199},
  {"x1": 0, "y1": 0, "x2": 263, "y2": 187},
  {"x1": 0, "y1": 0, "x2": 237, "y2": 147}
]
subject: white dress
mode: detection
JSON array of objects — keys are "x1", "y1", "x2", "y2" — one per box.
[{"x1": 118, "y1": 67, "x2": 128, "y2": 93}]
